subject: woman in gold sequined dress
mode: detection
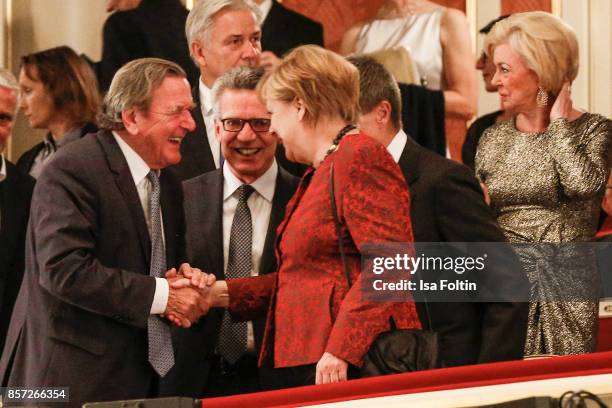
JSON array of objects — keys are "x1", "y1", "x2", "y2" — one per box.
[{"x1": 475, "y1": 12, "x2": 611, "y2": 356}]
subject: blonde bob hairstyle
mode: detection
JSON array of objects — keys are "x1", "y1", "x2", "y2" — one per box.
[
  {"x1": 484, "y1": 11, "x2": 579, "y2": 95},
  {"x1": 257, "y1": 45, "x2": 360, "y2": 126}
]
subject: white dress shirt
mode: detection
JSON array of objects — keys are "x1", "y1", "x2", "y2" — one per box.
[
  {"x1": 222, "y1": 159, "x2": 278, "y2": 350},
  {"x1": 386, "y1": 128, "x2": 409, "y2": 163},
  {"x1": 199, "y1": 79, "x2": 222, "y2": 168},
  {"x1": 113, "y1": 132, "x2": 169, "y2": 315},
  {"x1": 0, "y1": 154, "x2": 6, "y2": 183},
  {"x1": 255, "y1": 0, "x2": 273, "y2": 22}
]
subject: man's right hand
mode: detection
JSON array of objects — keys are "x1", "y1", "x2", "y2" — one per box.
[{"x1": 163, "y1": 264, "x2": 215, "y2": 327}]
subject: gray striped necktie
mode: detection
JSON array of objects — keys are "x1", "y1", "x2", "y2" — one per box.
[
  {"x1": 218, "y1": 184, "x2": 255, "y2": 364},
  {"x1": 146, "y1": 171, "x2": 175, "y2": 377}
]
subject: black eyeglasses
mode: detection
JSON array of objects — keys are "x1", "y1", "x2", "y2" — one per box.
[{"x1": 220, "y1": 118, "x2": 271, "y2": 133}]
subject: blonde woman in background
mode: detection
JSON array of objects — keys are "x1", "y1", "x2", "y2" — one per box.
[
  {"x1": 341, "y1": 0, "x2": 477, "y2": 159},
  {"x1": 476, "y1": 12, "x2": 611, "y2": 356}
]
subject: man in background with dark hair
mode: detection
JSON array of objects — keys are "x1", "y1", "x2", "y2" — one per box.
[{"x1": 348, "y1": 55, "x2": 528, "y2": 367}]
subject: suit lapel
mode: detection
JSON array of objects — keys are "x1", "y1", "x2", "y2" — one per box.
[
  {"x1": 98, "y1": 130, "x2": 151, "y2": 266},
  {"x1": 260, "y1": 168, "x2": 293, "y2": 275},
  {"x1": 196, "y1": 171, "x2": 225, "y2": 279},
  {"x1": 398, "y1": 137, "x2": 422, "y2": 201},
  {"x1": 191, "y1": 86, "x2": 215, "y2": 173}
]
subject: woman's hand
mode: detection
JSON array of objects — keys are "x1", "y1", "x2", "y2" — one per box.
[
  {"x1": 480, "y1": 182, "x2": 491, "y2": 205},
  {"x1": 550, "y1": 81, "x2": 573, "y2": 121},
  {"x1": 316, "y1": 352, "x2": 348, "y2": 384}
]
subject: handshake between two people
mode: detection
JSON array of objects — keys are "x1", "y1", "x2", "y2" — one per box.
[{"x1": 162, "y1": 263, "x2": 225, "y2": 328}]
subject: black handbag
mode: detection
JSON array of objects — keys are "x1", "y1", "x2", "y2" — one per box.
[{"x1": 329, "y1": 162, "x2": 440, "y2": 377}]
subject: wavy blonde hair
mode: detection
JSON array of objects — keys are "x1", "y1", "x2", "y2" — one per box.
[
  {"x1": 258, "y1": 45, "x2": 360, "y2": 126},
  {"x1": 484, "y1": 11, "x2": 579, "y2": 95}
]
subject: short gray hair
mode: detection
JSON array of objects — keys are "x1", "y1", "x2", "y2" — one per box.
[
  {"x1": 185, "y1": 0, "x2": 261, "y2": 60},
  {"x1": 0, "y1": 68, "x2": 20, "y2": 115},
  {"x1": 212, "y1": 66, "x2": 264, "y2": 117},
  {"x1": 98, "y1": 58, "x2": 186, "y2": 130},
  {"x1": 346, "y1": 55, "x2": 402, "y2": 130}
]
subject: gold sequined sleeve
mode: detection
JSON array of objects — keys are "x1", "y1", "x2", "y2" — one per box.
[
  {"x1": 547, "y1": 117, "x2": 611, "y2": 198},
  {"x1": 474, "y1": 127, "x2": 494, "y2": 184}
]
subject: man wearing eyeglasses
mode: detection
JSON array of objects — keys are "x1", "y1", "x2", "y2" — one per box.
[
  {"x1": 0, "y1": 68, "x2": 34, "y2": 355},
  {"x1": 165, "y1": 66, "x2": 298, "y2": 397}
]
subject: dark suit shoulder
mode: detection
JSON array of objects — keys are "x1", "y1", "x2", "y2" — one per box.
[
  {"x1": 4, "y1": 160, "x2": 35, "y2": 193},
  {"x1": 277, "y1": 165, "x2": 299, "y2": 189},
  {"x1": 183, "y1": 168, "x2": 222, "y2": 190},
  {"x1": 272, "y1": 2, "x2": 321, "y2": 28},
  {"x1": 35, "y1": 133, "x2": 108, "y2": 190},
  {"x1": 16, "y1": 142, "x2": 44, "y2": 174}
]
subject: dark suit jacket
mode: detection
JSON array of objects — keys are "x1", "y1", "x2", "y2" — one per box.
[
  {"x1": 16, "y1": 123, "x2": 98, "y2": 176},
  {"x1": 160, "y1": 165, "x2": 298, "y2": 397},
  {"x1": 95, "y1": 0, "x2": 198, "y2": 90},
  {"x1": 398, "y1": 136, "x2": 528, "y2": 366},
  {"x1": 0, "y1": 159, "x2": 34, "y2": 354},
  {"x1": 0, "y1": 130, "x2": 185, "y2": 407},
  {"x1": 261, "y1": 1, "x2": 324, "y2": 58}
]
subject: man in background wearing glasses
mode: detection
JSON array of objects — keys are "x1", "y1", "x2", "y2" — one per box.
[{"x1": 166, "y1": 66, "x2": 298, "y2": 397}]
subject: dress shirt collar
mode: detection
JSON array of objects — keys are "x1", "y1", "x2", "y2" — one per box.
[
  {"x1": 387, "y1": 129, "x2": 408, "y2": 163},
  {"x1": 223, "y1": 159, "x2": 278, "y2": 202},
  {"x1": 199, "y1": 78, "x2": 215, "y2": 118},
  {"x1": 43, "y1": 132, "x2": 57, "y2": 151},
  {"x1": 0, "y1": 154, "x2": 6, "y2": 183},
  {"x1": 112, "y1": 131, "x2": 151, "y2": 186},
  {"x1": 256, "y1": 0, "x2": 273, "y2": 21}
]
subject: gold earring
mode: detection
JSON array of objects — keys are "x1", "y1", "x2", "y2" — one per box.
[{"x1": 536, "y1": 87, "x2": 549, "y2": 107}]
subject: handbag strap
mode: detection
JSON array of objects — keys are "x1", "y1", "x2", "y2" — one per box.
[
  {"x1": 328, "y1": 162, "x2": 435, "y2": 332},
  {"x1": 330, "y1": 162, "x2": 352, "y2": 287}
]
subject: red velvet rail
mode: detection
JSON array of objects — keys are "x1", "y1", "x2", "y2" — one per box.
[{"x1": 200, "y1": 351, "x2": 612, "y2": 408}]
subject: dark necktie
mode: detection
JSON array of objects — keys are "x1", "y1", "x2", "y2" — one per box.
[
  {"x1": 218, "y1": 184, "x2": 255, "y2": 364},
  {"x1": 146, "y1": 171, "x2": 174, "y2": 377}
]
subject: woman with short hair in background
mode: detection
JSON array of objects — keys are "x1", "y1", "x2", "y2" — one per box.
[
  {"x1": 17, "y1": 46, "x2": 99, "y2": 179},
  {"x1": 476, "y1": 12, "x2": 611, "y2": 356}
]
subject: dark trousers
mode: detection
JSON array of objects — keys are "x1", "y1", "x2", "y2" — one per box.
[
  {"x1": 259, "y1": 363, "x2": 317, "y2": 390},
  {"x1": 260, "y1": 363, "x2": 361, "y2": 390},
  {"x1": 204, "y1": 354, "x2": 261, "y2": 397}
]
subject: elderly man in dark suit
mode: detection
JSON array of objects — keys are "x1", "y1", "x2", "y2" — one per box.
[
  {"x1": 0, "y1": 69, "x2": 34, "y2": 354},
  {"x1": 0, "y1": 58, "x2": 213, "y2": 407},
  {"x1": 164, "y1": 66, "x2": 298, "y2": 397},
  {"x1": 349, "y1": 55, "x2": 529, "y2": 367}
]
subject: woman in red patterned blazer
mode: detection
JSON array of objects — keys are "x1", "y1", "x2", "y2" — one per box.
[{"x1": 194, "y1": 45, "x2": 421, "y2": 387}]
